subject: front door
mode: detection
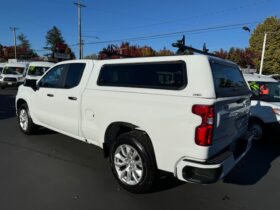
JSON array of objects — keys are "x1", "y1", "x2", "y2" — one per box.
[{"x1": 32, "y1": 63, "x2": 86, "y2": 137}]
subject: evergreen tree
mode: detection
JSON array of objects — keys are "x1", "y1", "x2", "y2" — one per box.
[
  {"x1": 44, "y1": 26, "x2": 75, "y2": 60},
  {"x1": 18, "y1": 33, "x2": 31, "y2": 49},
  {"x1": 16, "y1": 33, "x2": 38, "y2": 60},
  {"x1": 45, "y1": 26, "x2": 65, "y2": 54}
]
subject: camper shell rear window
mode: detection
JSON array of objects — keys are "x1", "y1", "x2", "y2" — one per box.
[{"x1": 211, "y1": 61, "x2": 250, "y2": 97}]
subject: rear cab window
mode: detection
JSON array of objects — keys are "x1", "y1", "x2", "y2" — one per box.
[
  {"x1": 97, "y1": 61, "x2": 187, "y2": 90},
  {"x1": 210, "y1": 61, "x2": 250, "y2": 97}
]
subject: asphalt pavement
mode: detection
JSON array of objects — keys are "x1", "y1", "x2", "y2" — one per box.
[{"x1": 0, "y1": 88, "x2": 279, "y2": 210}]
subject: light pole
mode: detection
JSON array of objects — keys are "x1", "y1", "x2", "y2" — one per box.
[
  {"x1": 242, "y1": 26, "x2": 268, "y2": 75},
  {"x1": 259, "y1": 33, "x2": 267, "y2": 75}
]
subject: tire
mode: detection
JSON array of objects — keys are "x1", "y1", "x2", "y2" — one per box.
[
  {"x1": 1, "y1": 85, "x2": 5, "y2": 89},
  {"x1": 18, "y1": 103, "x2": 38, "y2": 135},
  {"x1": 248, "y1": 120, "x2": 264, "y2": 141},
  {"x1": 109, "y1": 131, "x2": 157, "y2": 193}
]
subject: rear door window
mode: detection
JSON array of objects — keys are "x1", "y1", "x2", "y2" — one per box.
[{"x1": 211, "y1": 62, "x2": 250, "y2": 97}]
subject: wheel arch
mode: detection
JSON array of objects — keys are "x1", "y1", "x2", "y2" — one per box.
[
  {"x1": 103, "y1": 122, "x2": 157, "y2": 165},
  {"x1": 16, "y1": 98, "x2": 28, "y2": 115},
  {"x1": 249, "y1": 116, "x2": 265, "y2": 125}
]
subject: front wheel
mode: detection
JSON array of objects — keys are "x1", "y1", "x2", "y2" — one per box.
[
  {"x1": 18, "y1": 103, "x2": 38, "y2": 135},
  {"x1": 109, "y1": 131, "x2": 157, "y2": 193}
]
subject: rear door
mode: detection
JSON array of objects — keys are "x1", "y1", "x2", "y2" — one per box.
[{"x1": 210, "y1": 61, "x2": 251, "y2": 151}]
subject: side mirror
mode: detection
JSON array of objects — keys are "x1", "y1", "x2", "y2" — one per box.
[{"x1": 24, "y1": 79, "x2": 39, "y2": 91}]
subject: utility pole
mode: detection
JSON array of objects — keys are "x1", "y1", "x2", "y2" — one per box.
[
  {"x1": 74, "y1": 0, "x2": 86, "y2": 59},
  {"x1": 259, "y1": 32, "x2": 267, "y2": 75},
  {"x1": 10, "y1": 27, "x2": 18, "y2": 60},
  {"x1": 81, "y1": 39, "x2": 84, "y2": 59}
]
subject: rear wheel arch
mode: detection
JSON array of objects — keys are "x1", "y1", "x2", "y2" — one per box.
[
  {"x1": 249, "y1": 116, "x2": 265, "y2": 125},
  {"x1": 103, "y1": 122, "x2": 157, "y2": 166},
  {"x1": 249, "y1": 116, "x2": 265, "y2": 141}
]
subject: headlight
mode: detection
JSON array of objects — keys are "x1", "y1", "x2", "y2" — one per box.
[{"x1": 272, "y1": 108, "x2": 280, "y2": 116}]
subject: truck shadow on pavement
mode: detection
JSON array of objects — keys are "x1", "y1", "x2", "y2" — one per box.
[
  {"x1": 223, "y1": 137, "x2": 280, "y2": 185},
  {"x1": 0, "y1": 94, "x2": 16, "y2": 120}
]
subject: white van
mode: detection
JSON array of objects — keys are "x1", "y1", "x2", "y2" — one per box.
[
  {"x1": 244, "y1": 73, "x2": 280, "y2": 141},
  {"x1": 25, "y1": 62, "x2": 54, "y2": 81},
  {"x1": 0, "y1": 63, "x2": 28, "y2": 89}
]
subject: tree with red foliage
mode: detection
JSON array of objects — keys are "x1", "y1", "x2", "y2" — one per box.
[
  {"x1": 214, "y1": 47, "x2": 257, "y2": 68},
  {"x1": 98, "y1": 42, "x2": 174, "y2": 60}
]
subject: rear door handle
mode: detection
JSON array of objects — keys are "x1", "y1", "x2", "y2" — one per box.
[
  {"x1": 68, "y1": 96, "x2": 77, "y2": 101},
  {"x1": 47, "y1": 94, "x2": 54, "y2": 97}
]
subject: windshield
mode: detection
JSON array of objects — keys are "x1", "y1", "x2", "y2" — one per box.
[
  {"x1": 3, "y1": 66, "x2": 25, "y2": 75},
  {"x1": 211, "y1": 62, "x2": 251, "y2": 97},
  {"x1": 28, "y1": 66, "x2": 50, "y2": 76},
  {"x1": 249, "y1": 81, "x2": 280, "y2": 102}
]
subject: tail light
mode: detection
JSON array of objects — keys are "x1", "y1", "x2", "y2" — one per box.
[{"x1": 192, "y1": 105, "x2": 214, "y2": 146}]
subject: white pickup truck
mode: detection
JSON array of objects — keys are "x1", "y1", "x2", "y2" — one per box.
[{"x1": 16, "y1": 55, "x2": 252, "y2": 193}]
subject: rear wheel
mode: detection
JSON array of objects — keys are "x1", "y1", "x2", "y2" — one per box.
[
  {"x1": 0, "y1": 85, "x2": 5, "y2": 89},
  {"x1": 18, "y1": 103, "x2": 38, "y2": 135},
  {"x1": 248, "y1": 120, "x2": 264, "y2": 141},
  {"x1": 109, "y1": 131, "x2": 157, "y2": 193}
]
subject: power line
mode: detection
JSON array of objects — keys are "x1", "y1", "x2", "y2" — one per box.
[
  {"x1": 79, "y1": 21, "x2": 259, "y2": 46},
  {"x1": 83, "y1": 0, "x2": 272, "y2": 33}
]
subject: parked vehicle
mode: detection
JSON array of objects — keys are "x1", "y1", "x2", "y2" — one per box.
[
  {"x1": 25, "y1": 62, "x2": 54, "y2": 81},
  {"x1": 244, "y1": 73, "x2": 280, "y2": 141},
  {"x1": 0, "y1": 63, "x2": 28, "y2": 89},
  {"x1": 16, "y1": 55, "x2": 252, "y2": 193},
  {"x1": 0, "y1": 63, "x2": 5, "y2": 75},
  {"x1": 268, "y1": 74, "x2": 280, "y2": 81}
]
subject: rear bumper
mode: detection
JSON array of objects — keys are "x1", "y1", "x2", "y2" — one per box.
[{"x1": 175, "y1": 134, "x2": 253, "y2": 184}]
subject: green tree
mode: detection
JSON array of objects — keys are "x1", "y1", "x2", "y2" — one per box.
[
  {"x1": 45, "y1": 26, "x2": 65, "y2": 52},
  {"x1": 16, "y1": 33, "x2": 38, "y2": 60},
  {"x1": 44, "y1": 26, "x2": 75, "y2": 60},
  {"x1": 18, "y1": 33, "x2": 30, "y2": 49},
  {"x1": 249, "y1": 16, "x2": 280, "y2": 74}
]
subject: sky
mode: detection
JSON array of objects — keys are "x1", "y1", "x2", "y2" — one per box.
[{"x1": 0, "y1": 0, "x2": 279, "y2": 57}]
